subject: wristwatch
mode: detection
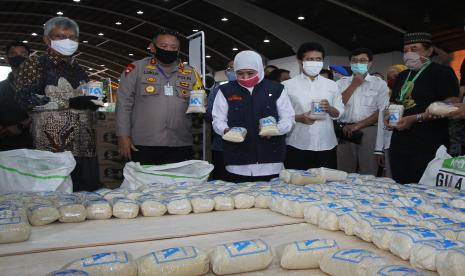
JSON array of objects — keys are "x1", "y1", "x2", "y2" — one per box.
[{"x1": 416, "y1": 113, "x2": 424, "y2": 123}]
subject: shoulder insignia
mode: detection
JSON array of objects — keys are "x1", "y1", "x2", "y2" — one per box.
[
  {"x1": 125, "y1": 64, "x2": 136, "y2": 76},
  {"x1": 179, "y1": 81, "x2": 189, "y2": 88},
  {"x1": 146, "y1": 77, "x2": 156, "y2": 82}
]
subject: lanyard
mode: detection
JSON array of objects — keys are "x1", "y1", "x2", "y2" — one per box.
[
  {"x1": 156, "y1": 64, "x2": 176, "y2": 82},
  {"x1": 398, "y1": 61, "x2": 431, "y2": 102}
]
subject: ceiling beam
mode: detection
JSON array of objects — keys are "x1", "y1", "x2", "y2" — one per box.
[
  {"x1": 204, "y1": 0, "x2": 348, "y2": 55},
  {"x1": 325, "y1": 0, "x2": 406, "y2": 34}
]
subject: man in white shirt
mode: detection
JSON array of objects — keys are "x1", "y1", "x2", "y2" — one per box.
[
  {"x1": 283, "y1": 42, "x2": 344, "y2": 170},
  {"x1": 336, "y1": 48, "x2": 389, "y2": 175},
  {"x1": 212, "y1": 50, "x2": 295, "y2": 182}
]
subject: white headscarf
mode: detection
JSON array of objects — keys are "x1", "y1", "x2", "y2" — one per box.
[{"x1": 233, "y1": 50, "x2": 265, "y2": 83}]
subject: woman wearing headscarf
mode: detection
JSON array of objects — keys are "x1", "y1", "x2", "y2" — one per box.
[{"x1": 212, "y1": 51, "x2": 295, "y2": 182}]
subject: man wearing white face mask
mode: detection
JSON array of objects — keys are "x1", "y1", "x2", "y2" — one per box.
[
  {"x1": 12, "y1": 16, "x2": 101, "y2": 192},
  {"x1": 336, "y1": 48, "x2": 389, "y2": 176},
  {"x1": 283, "y1": 42, "x2": 344, "y2": 170},
  {"x1": 212, "y1": 51, "x2": 295, "y2": 182},
  {"x1": 388, "y1": 32, "x2": 459, "y2": 184}
]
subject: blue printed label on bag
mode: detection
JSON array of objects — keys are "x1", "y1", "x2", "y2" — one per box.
[
  {"x1": 152, "y1": 246, "x2": 198, "y2": 264},
  {"x1": 0, "y1": 217, "x2": 21, "y2": 225},
  {"x1": 377, "y1": 265, "x2": 419, "y2": 276},
  {"x1": 332, "y1": 249, "x2": 381, "y2": 263},
  {"x1": 295, "y1": 239, "x2": 337, "y2": 252},
  {"x1": 224, "y1": 239, "x2": 269, "y2": 257},
  {"x1": 81, "y1": 252, "x2": 128, "y2": 267}
]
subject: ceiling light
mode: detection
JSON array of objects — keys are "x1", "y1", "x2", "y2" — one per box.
[
  {"x1": 83, "y1": 40, "x2": 88, "y2": 43},
  {"x1": 206, "y1": 55, "x2": 211, "y2": 58},
  {"x1": 221, "y1": 17, "x2": 228, "y2": 22},
  {"x1": 0, "y1": 57, "x2": 4, "y2": 60},
  {"x1": 192, "y1": 29, "x2": 199, "y2": 32},
  {"x1": 57, "y1": 11, "x2": 63, "y2": 15},
  {"x1": 88, "y1": 68, "x2": 93, "y2": 71},
  {"x1": 297, "y1": 16, "x2": 305, "y2": 20},
  {"x1": 31, "y1": 32, "x2": 37, "y2": 36},
  {"x1": 183, "y1": 61, "x2": 188, "y2": 64},
  {"x1": 137, "y1": 10, "x2": 144, "y2": 14},
  {"x1": 263, "y1": 39, "x2": 270, "y2": 43},
  {"x1": 128, "y1": 53, "x2": 134, "y2": 56},
  {"x1": 73, "y1": 0, "x2": 81, "y2": 2},
  {"x1": 232, "y1": 47, "x2": 238, "y2": 51},
  {"x1": 115, "y1": 21, "x2": 122, "y2": 25},
  {"x1": 22, "y1": 40, "x2": 28, "y2": 43},
  {"x1": 100, "y1": 64, "x2": 105, "y2": 67},
  {"x1": 98, "y1": 32, "x2": 104, "y2": 36}
]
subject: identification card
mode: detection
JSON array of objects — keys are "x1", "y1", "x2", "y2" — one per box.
[{"x1": 164, "y1": 84, "x2": 174, "y2": 96}]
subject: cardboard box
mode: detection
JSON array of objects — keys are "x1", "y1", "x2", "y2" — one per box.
[
  {"x1": 99, "y1": 163, "x2": 124, "y2": 186},
  {"x1": 96, "y1": 145, "x2": 123, "y2": 166}
]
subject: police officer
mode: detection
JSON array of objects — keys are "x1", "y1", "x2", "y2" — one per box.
[{"x1": 116, "y1": 29, "x2": 203, "y2": 165}]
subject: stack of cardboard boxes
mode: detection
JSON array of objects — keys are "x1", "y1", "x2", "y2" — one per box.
[{"x1": 95, "y1": 112, "x2": 124, "y2": 189}]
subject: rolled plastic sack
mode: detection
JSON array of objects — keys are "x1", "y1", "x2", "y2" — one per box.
[
  {"x1": 64, "y1": 251, "x2": 138, "y2": 276},
  {"x1": 410, "y1": 239, "x2": 464, "y2": 271},
  {"x1": 27, "y1": 204, "x2": 60, "y2": 226},
  {"x1": 0, "y1": 213, "x2": 31, "y2": 244},
  {"x1": 137, "y1": 246, "x2": 209, "y2": 276},
  {"x1": 319, "y1": 248, "x2": 388, "y2": 276},
  {"x1": 258, "y1": 116, "x2": 280, "y2": 136},
  {"x1": 190, "y1": 197, "x2": 215, "y2": 213},
  {"x1": 222, "y1": 127, "x2": 247, "y2": 143},
  {"x1": 290, "y1": 170, "x2": 326, "y2": 185},
  {"x1": 389, "y1": 228, "x2": 444, "y2": 260},
  {"x1": 210, "y1": 239, "x2": 273, "y2": 275},
  {"x1": 426, "y1": 101, "x2": 458, "y2": 116},
  {"x1": 319, "y1": 167, "x2": 348, "y2": 181},
  {"x1": 435, "y1": 247, "x2": 465, "y2": 276},
  {"x1": 139, "y1": 196, "x2": 167, "y2": 217},
  {"x1": 186, "y1": 90, "x2": 206, "y2": 114},
  {"x1": 112, "y1": 198, "x2": 139, "y2": 219},
  {"x1": 58, "y1": 204, "x2": 87, "y2": 223},
  {"x1": 279, "y1": 239, "x2": 338, "y2": 269},
  {"x1": 85, "y1": 199, "x2": 112, "y2": 220}
]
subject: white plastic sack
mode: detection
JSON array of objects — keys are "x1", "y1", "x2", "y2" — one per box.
[
  {"x1": 121, "y1": 160, "x2": 213, "y2": 189},
  {"x1": 0, "y1": 149, "x2": 75, "y2": 194},
  {"x1": 419, "y1": 145, "x2": 463, "y2": 191}
]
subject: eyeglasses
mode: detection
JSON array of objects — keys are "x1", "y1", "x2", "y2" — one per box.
[{"x1": 351, "y1": 58, "x2": 370, "y2": 64}]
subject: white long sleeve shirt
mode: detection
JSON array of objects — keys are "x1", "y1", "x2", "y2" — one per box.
[
  {"x1": 212, "y1": 86, "x2": 295, "y2": 176},
  {"x1": 336, "y1": 74, "x2": 389, "y2": 123},
  {"x1": 283, "y1": 74, "x2": 344, "y2": 151}
]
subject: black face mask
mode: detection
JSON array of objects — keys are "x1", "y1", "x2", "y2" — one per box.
[
  {"x1": 8, "y1": 56, "x2": 27, "y2": 69},
  {"x1": 155, "y1": 46, "x2": 178, "y2": 64}
]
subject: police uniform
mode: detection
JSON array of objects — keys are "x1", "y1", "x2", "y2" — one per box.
[{"x1": 116, "y1": 57, "x2": 203, "y2": 165}]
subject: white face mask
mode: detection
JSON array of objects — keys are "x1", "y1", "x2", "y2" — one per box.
[
  {"x1": 302, "y1": 61, "x2": 323, "y2": 77},
  {"x1": 403, "y1": 52, "x2": 424, "y2": 71},
  {"x1": 50, "y1": 39, "x2": 79, "y2": 56}
]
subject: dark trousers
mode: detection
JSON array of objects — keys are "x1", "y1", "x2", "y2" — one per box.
[
  {"x1": 132, "y1": 146, "x2": 192, "y2": 165},
  {"x1": 225, "y1": 171, "x2": 278, "y2": 183},
  {"x1": 211, "y1": 150, "x2": 227, "y2": 181},
  {"x1": 71, "y1": 156, "x2": 101, "y2": 192},
  {"x1": 389, "y1": 149, "x2": 435, "y2": 184},
  {"x1": 284, "y1": 145, "x2": 337, "y2": 170}
]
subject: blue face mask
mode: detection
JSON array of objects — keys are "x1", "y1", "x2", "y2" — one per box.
[
  {"x1": 226, "y1": 70, "x2": 236, "y2": 81},
  {"x1": 351, "y1": 63, "x2": 368, "y2": 75}
]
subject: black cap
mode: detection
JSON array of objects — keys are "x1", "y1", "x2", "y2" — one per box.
[{"x1": 404, "y1": 32, "x2": 432, "y2": 45}]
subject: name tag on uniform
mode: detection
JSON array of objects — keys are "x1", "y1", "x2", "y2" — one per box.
[{"x1": 164, "y1": 83, "x2": 174, "y2": 96}]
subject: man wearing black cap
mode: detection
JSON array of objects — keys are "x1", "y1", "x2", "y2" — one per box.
[{"x1": 388, "y1": 32, "x2": 460, "y2": 184}]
